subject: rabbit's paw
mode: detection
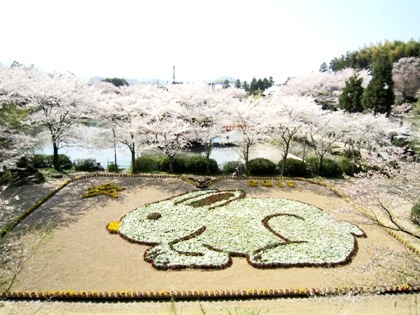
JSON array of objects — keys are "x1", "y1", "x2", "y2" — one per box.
[{"x1": 144, "y1": 243, "x2": 231, "y2": 269}]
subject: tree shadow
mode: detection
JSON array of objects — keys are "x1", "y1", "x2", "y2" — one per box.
[{"x1": 3, "y1": 177, "x2": 195, "y2": 240}]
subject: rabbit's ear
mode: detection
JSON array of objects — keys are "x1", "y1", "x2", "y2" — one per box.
[{"x1": 183, "y1": 190, "x2": 245, "y2": 209}]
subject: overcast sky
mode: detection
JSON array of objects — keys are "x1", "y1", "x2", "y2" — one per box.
[{"x1": 1, "y1": 0, "x2": 419, "y2": 83}]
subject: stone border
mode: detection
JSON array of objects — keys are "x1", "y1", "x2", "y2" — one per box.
[{"x1": 1, "y1": 284, "x2": 419, "y2": 302}]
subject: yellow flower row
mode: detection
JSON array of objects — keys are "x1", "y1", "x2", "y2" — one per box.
[
  {"x1": 2, "y1": 284, "x2": 418, "y2": 300},
  {"x1": 247, "y1": 180, "x2": 295, "y2": 188}
]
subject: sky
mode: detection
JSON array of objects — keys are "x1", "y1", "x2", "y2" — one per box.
[{"x1": 1, "y1": 0, "x2": 419, "y2": 84}]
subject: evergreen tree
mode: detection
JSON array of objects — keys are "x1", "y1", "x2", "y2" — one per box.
[
  {"x1": 242, "y1": 81, "x2": 250, "y2": 92},
  {"x1": 222, "y1": 79, "x2": 231, "y2": 89},
  {"x1": 268, "y1": 76, "x2": 274, "y2": 87},
  {"x1": 339, "y1": 74, "x2": 364, "y2": 113},
  {"x1": 234, "y1": 79, "x2": 241, "y2": 89},
  {"x1": 319, "y1": 62, "x2": 328, "y2": 72},
  {"x1": 249, "y1": 77, "x2": 258, "y2": 94},
  {"x1": 101, "y1": 77, "x2": 129, "y2": 87},
  {"x1": 362, "y1": 55, "x2": 395, "y2": 116}
]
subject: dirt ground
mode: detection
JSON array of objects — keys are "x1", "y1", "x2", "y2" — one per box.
[{"x1": 1, "y1": 177, "x2": 419, "y2": 314}]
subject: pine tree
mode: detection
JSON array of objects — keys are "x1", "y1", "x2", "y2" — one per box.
[
  {"x1": 362, "y1": 55, "x2": 395, "y2": 116},
  {"x1": 339, "y1": 74, "x2": 364, "y2": 113}
]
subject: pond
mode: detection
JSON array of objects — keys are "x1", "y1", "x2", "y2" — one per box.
[{"x1": 36, "y1": 143, "x2": 284, "y2": 171}]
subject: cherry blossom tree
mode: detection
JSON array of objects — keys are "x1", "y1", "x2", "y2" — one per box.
[
  {"x1": 225, "y1": 97, "x2": 263, "y2": 174},
  {"x1": 276, "y1": 69, "x2": 371, "y2": 110},
  {"x1": 304, "y1": 109, "x2": 347, "y2": 174},
  {"x1": 263, "y1": 95, "x2": 318, "y2": 174},
  {"x1": 4, "y1": 66, "x2": 95, "y2": 170},
  {"x1": 143, "y1": 86, "x2": 193, "y2": 173},
  {"x1": 96, "y1": 84, "x2": 157, "y2": 172}
]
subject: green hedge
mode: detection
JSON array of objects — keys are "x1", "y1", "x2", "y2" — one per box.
[
  {"x1": 31, "y1": 154, "x2": 72, "y2": 169},
  {"x1": 134, "y1": 155, "x2": 160, "y2": 172},
  {"x1": 279, "y1": 158, "x2": 309, "y2": 177},
  {"x1": 222, "y1": 161, "x2": 240, "y2": 175},
  {"x1": 306, "y1": 157, "x2": 342, "y2": 178},
  {"x1": 247, "y1": 158, "x2": 278, "y2": 176},
  {"x1": 136, "y1": 154, "x2": 219, "y2": 175},
  {"x1": 73, "y1": 159, "x2": 98, "y2": 172},
  {"x1": 337, "y1": 157, "x2": 361, "y2": 176}
]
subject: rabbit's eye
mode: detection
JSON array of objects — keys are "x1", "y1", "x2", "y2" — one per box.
[{"x1": 147, "y1": 212, "x2": 162, "y2": 220}]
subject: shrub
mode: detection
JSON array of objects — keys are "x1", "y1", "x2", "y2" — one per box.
[
  {"x1": 187, "y1": 156, "x2": 218, "y2": 174},
  {"x1": 411, "y1": 204, "x2": 420, "y2": 226},
  {"x1": 74, "y1": 158, "x2": 97, "y2": 172},
  {"x1": 306, "y1": 157, "x2": 342, "y2": 178},
  {"x1": 247, "y1": 158, "x2": 278, "y2": 176},
  {"x1": 158, "y1": 155, "x2": 186, "y2": 173},
  {"x1": 337, "y1": 157, "x2": 361, "y2": 176},
  {"x1": 31, "y1": 154, "x2": 72, "y2": 169},
  {"x1": 279, "y1": 158, "x2": 308, "y2": 177},
  {"x1": 134, "y1": 155, "x2": 160, "y2": 173},
  {"x1": 107, "y1": 162, "x2": 119, "y2": 173},
  {"x1": 158, "y1": 155, "x2": 218, "y2": 175},
  {"x1": 222, "y1": 161, "x2": 239, "y2": 175}
]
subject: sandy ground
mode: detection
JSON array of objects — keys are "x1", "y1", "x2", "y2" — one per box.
[{"x1": 1, "y1": 177, "x2": 419, "y2": 313}]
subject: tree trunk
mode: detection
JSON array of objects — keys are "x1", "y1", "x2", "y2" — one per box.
[
  {"x1": 130, "y1": 143, "x2": 136, "y2": 174},
  {"x1": 53, "y1": 142, "x2": 59, "y2": 171},
  {"x1": 168, "y1": 154, "x2": 175, "y2": 173},
  {"x1": 280, "y1": 138, "x2": 291, "y2": 176},
  {"x1": 317, "y1": 155, "x2": 324, "y2": 175},
  {"x1": 205, "y1": 142, "x2": 212, "y2": 175},
  {"x1": 113, "y1": 128, "x2": 118, "y2": 172},
  {"x1": 244, "y1": 143, "x2": 250, "y2": 175}
]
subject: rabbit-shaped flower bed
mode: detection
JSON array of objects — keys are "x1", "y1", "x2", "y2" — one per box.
[{"x1": 110, "y1": 189, "x2": 366, "y2": 270}]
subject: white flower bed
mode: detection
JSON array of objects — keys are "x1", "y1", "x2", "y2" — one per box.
[{"x1": 119, "y1": 190, "x2": 365, "y2": 269}]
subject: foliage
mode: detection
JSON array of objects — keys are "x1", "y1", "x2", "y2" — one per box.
[
  {"x1": 306, "y1": 157, "x2": 342, "y2": 178},
  {"x1": 0, "y1": 102, "x2": 33, "y2": 170},
  {"x1": 82, "y1": 182, "x2": 125, "y2": 198},
  {"x1": 222, "y1": 79, "x2": 231, "y2": 89},
  {"x1": 279, "y1": 158, "x2": 308, "y2": 177},
  {"x1": 100, "y1": 77, "x2": 129, "y2": 87},
  {"x1": 319, "y1": 62, "x2": 328, "y2": 72},
  {"x1": 248, "y1": 76, "x2": 274, "y2": 94},
  {"x1": 106, "y1": 162, "x2": 119, "y2": 173},
  {"x1": 31, "y1": 154, "x2": 72, "y2": 169},
  {"x1": 339, "y1": 74, "x2": 364, "y2": 113},
  {"x1": 73, "y1": 158, "x2": 98, "y2": 172},
  {"x1": 362, "y1": 55, "x2": 395, "y2": 116},
  {"x1": 158, "y1": 155, "x2": 218, "y2": 175},
  {"x1": 411, "y1": 204, "x2": 420, "y2": 226},
  {"x1": 247, "y1": 158, "x2": 278, "y2": 176},
  {"x1": 329, "y1": 39, "x2": 420, "y2": 71},
  {"x1": 134, "y1": 155, "x2": 160, "y2": 173},
  {"x1": 247, "y1": 180, "x2": 258, "y2": 187},
  {"x1": 222, "y1": 161, "x2": 240, "y2": 175},
  {"x1": 261, "y1": 180, "x2": 272, "y2": 187},
  {"x1": 337, "y1": 156, "x2": 361, "y2": 177}
]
